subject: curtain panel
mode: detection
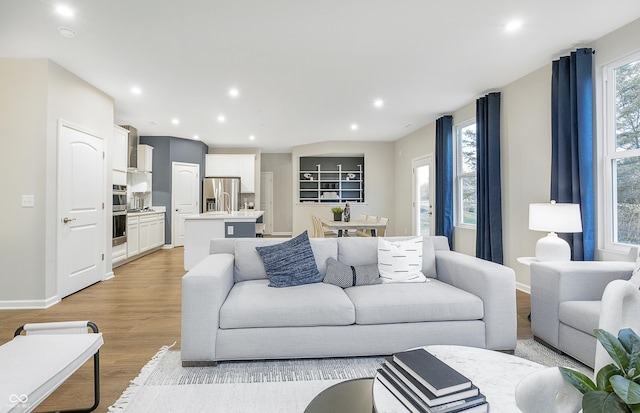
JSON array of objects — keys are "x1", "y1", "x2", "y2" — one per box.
[
  {"x1": 435, "y1": 115, "x2": 454, "y2": 248},
  {"x1": 551, "y1": 48, "x2": 594, "y2": 261},
  {"x1": 476, "y1": 92, "x2": 504, "y2": 264}
]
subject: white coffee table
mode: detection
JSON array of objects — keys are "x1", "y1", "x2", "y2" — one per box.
[{"x1": 373, "y1": 345, "x2": 544, "y2": 413}]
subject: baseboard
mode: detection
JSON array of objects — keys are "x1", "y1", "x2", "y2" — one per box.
[
  {"x1": 516, "y1": 282, "x2": 531, "y2": 294},
  {"x1": 103, "y1": 271, "x2": 115, "y2": 281},
  {"x1": 162, "y1": 244, "x2": 174, "y2": 249},
  {"x1": 0, "y1": 295, "x2": 60, "y2": 310}
]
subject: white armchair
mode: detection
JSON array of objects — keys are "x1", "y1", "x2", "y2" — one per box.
[
  {"x1": 530, "y1": 260, "x2": 634, "y2": 367},
  {"x1": 595, "y1": 278, "x2": 640, "y2": 372}
]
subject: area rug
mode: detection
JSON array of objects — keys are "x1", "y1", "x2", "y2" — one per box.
[{"x1": 108, "y1": 340, "x2": 593, "y2": 413}]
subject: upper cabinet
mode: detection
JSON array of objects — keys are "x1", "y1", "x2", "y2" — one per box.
[
  {"x1": 113, "y1": 125, "x2": 129, "y2": 185},
  {"x1": 206, "y1": 154, "x2": 255, "y2": 193},
  {"x1": 138, "y1": 144, "x2": 153, "y2": 173}
]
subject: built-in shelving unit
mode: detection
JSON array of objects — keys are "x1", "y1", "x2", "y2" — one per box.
[{"x1": 299, "y1": 156, "x2": 364, "y2": 203}]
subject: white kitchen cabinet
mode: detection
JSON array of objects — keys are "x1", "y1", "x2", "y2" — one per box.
[
  {"x1": 127, "y1": 212, "x2": 164, "y2": 258},
  {"x1": 205, "y1": 154, "x2": 255, "y2": 192},
  {"x1": 127, "y1": 216, "x2": 139, "y2": 257},
  {"x1": 157, "y1": 216, "x2": 165, "y2": 247},
  {"x1": 113, "y1": 125, "x2": 129, "y2": 185},
  {"x1": 138, "y1": 144, "x2": 153, "y2": 173}
]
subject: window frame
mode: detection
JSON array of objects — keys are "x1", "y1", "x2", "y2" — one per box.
[
  {"x1": 454, "y1": 118, "x2": 477, "y2": 228},
  {"x1": 601, "y1": 50, "x2": 640, "y2": 252}
]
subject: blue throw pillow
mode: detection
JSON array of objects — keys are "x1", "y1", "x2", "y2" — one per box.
[{"x1": 255, "y1": 231, "x2": 322, "y2": 288}]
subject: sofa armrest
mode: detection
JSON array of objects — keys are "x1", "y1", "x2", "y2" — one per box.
[
  {"x1": 435, "y1": 250, "x2": 517, "y2": 350},
  {"x1": 530, "y1": 261, "x2": 634, "y2": 348},
  {"x1": 181, "y1": 253, "x2": 235, "y2": 365}
]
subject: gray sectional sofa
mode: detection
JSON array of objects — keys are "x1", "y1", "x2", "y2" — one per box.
[{"x1": 181, "y1": 235, "x2": 517, "y2": 366}]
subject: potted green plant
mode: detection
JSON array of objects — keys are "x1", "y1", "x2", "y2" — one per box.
[
  {"x1": 560, "y1": 328, "x2": 640, "y2": 412},
  {"x1": 331, "y1": 207, "x2": 344, "y2": 221}
]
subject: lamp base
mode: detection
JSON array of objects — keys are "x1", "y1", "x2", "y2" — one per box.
[{"x1": 535, "y1": 232, "x2": 571, "y2": 262}]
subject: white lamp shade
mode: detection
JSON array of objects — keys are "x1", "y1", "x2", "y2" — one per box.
[{"x1": 528, "y1": 203, "x2": 582, "y2": 233}]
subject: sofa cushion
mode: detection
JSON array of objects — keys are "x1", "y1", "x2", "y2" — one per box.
[
  {"x1": 256, "y1": 231, "x2": 323, "y2": 288},
  {"x1": 234, "y1": 237, "x2": 337, "y2": 282},
  {"x1": 337, "y1": 236, "x2": 437, "y2": 278},
  {"x1": 219, "y1": 280, "x2": 355, "y2": 328},
  {"x1": 558, "y1": 300, "x2": 601, "y2": 337},
  {"x1": 344, "y1": 279, "x2": 484, "y2": 325},
  {"x1": 377, "y1": 236, "x2": 426, "y2": 283},
  {"x1": 323, "y1": 257, "x2": 382, "y2": 288}
]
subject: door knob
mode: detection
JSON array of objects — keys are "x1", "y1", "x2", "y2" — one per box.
[{"x1": 63, "y1": 217, "x2": 76, "y2": 223}]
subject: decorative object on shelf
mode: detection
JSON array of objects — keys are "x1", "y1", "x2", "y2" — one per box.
[
  {"x1": 344, "y1": 203, "x2": 351, "y2": 222},
  {"x1": 304, "y1": 173, "x2": 313, "y2": 181},
  {"x1": 559, "y1": 328, "x2": 640, "y2": 412},
  {"x1": 528, "y1": 201, "x2": 582, "y2": 261},
  {"x1": 331, "y1": 207, "x2": 344, "y2": 222},
  {"x1": 347, "y1": 173, "x2": 356, "y2": 180}
]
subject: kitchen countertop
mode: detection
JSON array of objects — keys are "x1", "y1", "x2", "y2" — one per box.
[
  {"x1": 185, "y1": 210, "x2": 264, "y2": 221},
  {"x1": 127, "y1": 206, "x2": 166, "y2": 216}
]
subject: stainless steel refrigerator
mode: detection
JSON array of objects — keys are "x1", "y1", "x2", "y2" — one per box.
[{"x1": 203, "y1": 177, "x2": 241, "y2": 212}]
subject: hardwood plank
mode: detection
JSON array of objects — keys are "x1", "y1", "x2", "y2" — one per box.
[{"x1": 0, "y1": 247, "x2": 532, "y2": 412}]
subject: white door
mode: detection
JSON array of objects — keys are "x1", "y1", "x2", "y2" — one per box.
[
  {"x1": 58, "y1": 123, "x2": 105, "y2": 298},
  {"x1": 412, "y1": 155, "x2": 434, "y2": 236},
  {"x1": 172, "y1": 162, "x2": 200, "y2": 247},
  {"x1": 260, "y1": 172, "x2": 274, "y2": 234}
]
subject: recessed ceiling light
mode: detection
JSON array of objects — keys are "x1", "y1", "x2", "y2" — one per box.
[
  {"x1": 249, "y1": 135, "x2": 256, "y2": 141},
  {"x1": 505, "y1": 19, "x2": 523, "y2": 32},
  {"x1": 131, "y1": 86, "x2": 142, "y2": 95},
  {"x1": 373, "y1": 99, "x2": 384, "y2": 108},
  {"x1": 217, "y1": 114, "x2": 226, "y2": 123},
  {"x1": 58, "y1": 26, "x2": 76, "y2": 38},
  {"x1": 171, "y1": 118, "x2": 180, "y2": 125},
  {"x1": 193, "y1": 135, "x2": 200, "y2": 140},
  {"x1": 56, "y1": 5, "x2": 74, "y2": 17},
  {"x1": 229, "y1": 88, "x2": 240, "y2": 98},
  {"x1": 351, "y1": 123, "x2": 359, "y2": 131}
]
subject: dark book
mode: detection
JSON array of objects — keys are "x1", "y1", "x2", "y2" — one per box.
[
  {"x1": 393, "y1": 349, "x2": 472, "y2": 396},
  {"x1": 383, "y1": 360, "x2": 481, "y2": 407}
]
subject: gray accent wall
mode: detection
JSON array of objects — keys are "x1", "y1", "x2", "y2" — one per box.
[{"x1": 139, "y1": 136, "x2": 208, "y2": 244}]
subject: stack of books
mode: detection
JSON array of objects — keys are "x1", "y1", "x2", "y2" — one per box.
[{"x1": 376, "y1": 348, "x2": 489, "y2": 413}]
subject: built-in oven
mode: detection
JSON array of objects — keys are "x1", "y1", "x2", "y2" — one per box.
[
  {"x1": 112, "y1": 185, "x2": 127, "y2": 246},
  {"x1": 113, "y1": 184, "x2": 127, "y2": 212},
  {"x1": 112, "y1": 211, "x2": 127, "y2": 246}
]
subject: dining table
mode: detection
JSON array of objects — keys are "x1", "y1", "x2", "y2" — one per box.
[{"x1": 320, "y1": 218, "x2": 387, "y2": 237}]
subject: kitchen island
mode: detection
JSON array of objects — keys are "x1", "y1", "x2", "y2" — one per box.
[{"x1": 184, "y1": 210, "x2": 264, "y2": 270}]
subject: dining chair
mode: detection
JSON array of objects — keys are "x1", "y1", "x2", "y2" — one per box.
[
  {"x1": 354, "y1": 214, "x2": 368, "y2": 237},
  {"x1": 311, "y1": 215, "x2": 337, "y2": 238},
  {"x1": 377, "y1": 217, "x2": 388, "y2": 237},
  {"x1": 356, "y1": 215, "x2": 378, "y2": 237}
]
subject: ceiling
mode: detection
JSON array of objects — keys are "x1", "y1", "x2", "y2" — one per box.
[{"x1": 2, "y1": 1, "x2": 640, "y2": 152}]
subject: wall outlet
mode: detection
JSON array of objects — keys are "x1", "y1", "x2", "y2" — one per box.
[{"x1": 227, "y1": 225, "x2": 234, "y2": 235}]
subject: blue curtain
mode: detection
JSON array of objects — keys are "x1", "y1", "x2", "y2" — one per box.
[
  {"x1": 435, "y1": 115, "x2": 454, "y2": 248},
  {"x1": 551, "y1": 48, "x2": 594, "y2": 261},
  {"x1": 476, "y1": 92, "x2": 503, "y2": 264}
]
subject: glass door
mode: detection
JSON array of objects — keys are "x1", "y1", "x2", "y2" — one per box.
[{"x1": 412, "y1": 155, "x2": 434, "y2": 236}]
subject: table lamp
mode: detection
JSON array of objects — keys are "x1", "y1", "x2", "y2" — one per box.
[{"x1": 528, "y1": 201, "x2": 582, "y2": 261}]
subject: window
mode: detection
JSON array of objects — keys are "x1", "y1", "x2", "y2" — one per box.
[
  {"x1": 603, "y1": 52, "x2": 640, "y2": 247},
  {"x1": 455, "y1": 120, "x2": 477, "y2": 226}
]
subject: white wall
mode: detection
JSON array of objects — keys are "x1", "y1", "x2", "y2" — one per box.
[
  {"x1": 391, "y1": 16, "x2": 640, "y2": 290},
  {"x1": 292, "y1": 141, "x2": 395, "y2": 236},
  {"x1": 0, "y1": 58, "x2": 114, "y2": 307}
]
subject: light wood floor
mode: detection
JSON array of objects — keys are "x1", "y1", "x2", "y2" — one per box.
[{"x1": 0, "y1": 247, "x2": 533, "y2": 413}]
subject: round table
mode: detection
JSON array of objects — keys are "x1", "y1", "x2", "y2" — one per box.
[{"x1": 373, "y1": 345, "x2": 544, "y2": 413}]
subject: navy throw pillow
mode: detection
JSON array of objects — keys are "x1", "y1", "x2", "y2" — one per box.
[{"x1": 255, "y1": 231, "x2": 322, "y2": 288}]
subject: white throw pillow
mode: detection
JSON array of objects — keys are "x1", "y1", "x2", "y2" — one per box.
[
  {"x1": 630, "y1": 250, "x2": 640, "y2": 289},
  {"x1": 378, "y1": 237, "x2": 426, "y2": 283}
]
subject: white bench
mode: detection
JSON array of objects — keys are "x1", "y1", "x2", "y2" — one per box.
[{"x1": 0, "y1": 321, "x2": 103, "y2": 413}]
